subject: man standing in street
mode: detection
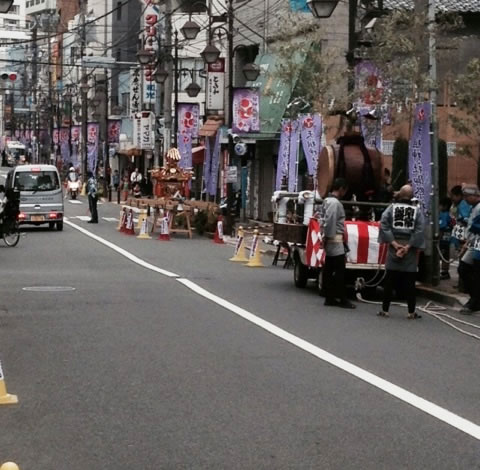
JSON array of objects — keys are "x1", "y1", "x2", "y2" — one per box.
[
  {"x1": 322, "y1": 178, "x2": 356, "y2": 309},
  {"x1": 458, "y1": 185, "x2": 480, "y2": 314},
  {"x1": 378, "y1": 184, "x2": 425, "y2": 319},
  {"x1": 87, "y1": 171, "x2": 98, "y2": 224}
]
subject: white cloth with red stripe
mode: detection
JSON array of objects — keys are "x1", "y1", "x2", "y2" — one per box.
[{"x1": 305, "y1": 219, "x2": 387, "y2": 268}]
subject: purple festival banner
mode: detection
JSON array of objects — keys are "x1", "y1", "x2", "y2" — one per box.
[
  {"x1": 299, "y1": 114, "x2": 322, "y2": 176},
  {"x1": 203, "y1": 136, "x2": 211, "y2": 194},
  {"x1": 408, "y1": 102, "x2": 431, "y2": 214},
  {"x1": 177, "y1": 103, "x2": 200, "y2": 138},
  {"x1": 87, "y1": 123, "x2": 99, "y2": 172},
  {"x1": 276, "y1": 119, "x2": 292, "y2": 190},
  {"x1": 359, "y1": 108, "x2": 382, "y2": 149},
  {"x1": 177, "y1": 131, "x2": 193, "y2": 169},
  {"x1": 107, "y1": 119, "x2": 121, "y2": 144},
  {"x1": 287, "y1": 119, "x2": 299, "y2": 192},
  {"x1": 208, "y1": 131, "x2": 221, "y2": 196},
  {"x1": 70, "y1": 126, "x2": 81, "y2": 168},
  {"x1": 60, "y1": 127, "x2": 70, "y2": 163},
  {"x1": 53, "y1": 128, "x2": 59, "y2": 145},
  {"x1": 232, "y1": 88, "x2": 260, "y2": 134}
]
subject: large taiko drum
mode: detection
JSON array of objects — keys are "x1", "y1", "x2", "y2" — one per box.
[{"x1": 316, "y1": 139, "x2": 384, "y2": 199}]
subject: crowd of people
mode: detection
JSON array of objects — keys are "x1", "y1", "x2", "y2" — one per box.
[{"x1": 322, "y1": 178, "x2": 480, "y2": 318}]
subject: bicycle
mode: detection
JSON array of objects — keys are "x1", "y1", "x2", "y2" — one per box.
[{"x1": 0, "y1": 188, "x2": 21, "y2": 247}]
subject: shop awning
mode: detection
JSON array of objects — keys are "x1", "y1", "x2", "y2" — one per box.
[
  {"x1": 199, "y1": 116, "x2": 224, "y2": 137},
  {"x1": 241, "y1": 41, "x2": 311, "y2": 140}
]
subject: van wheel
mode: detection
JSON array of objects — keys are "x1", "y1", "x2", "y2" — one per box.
[
  {"x1": 49, "y1": 222, "x2": 55, "y2": 230},
  {"x1": 57, "y1": 221, "x2": 63, "y2": 231},
  {"x1": 294, "y1": 258, "x2": 309, "y2": 288}
]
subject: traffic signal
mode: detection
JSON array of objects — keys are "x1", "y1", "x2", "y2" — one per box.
[{"x1": 0, "y1": 71, "x2": 17, "y2": 81}]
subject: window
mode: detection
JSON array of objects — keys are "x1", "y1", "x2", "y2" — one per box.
[
  {"x1": 14, "y1": 171, "x2": 60, "y2": 192},
  {"x1": 117, "y1": 1, "x2": 122, "y2": 20},
  {"x1": 10, "y1": 5, "x2": 19, "y2": 14},
  {"x1": 181, "y1": 0, "x2": 207, "y2": 13},
  {"x1": 121, "y1": 92, "x2": 130, "y2": 115},
  {"x1": 381, "y1": 140, "x2": 394, "y2": 156}
]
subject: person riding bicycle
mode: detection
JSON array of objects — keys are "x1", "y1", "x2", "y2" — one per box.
[{"x1": 0, "y1": 185, "x2": 6, "y2": 217}]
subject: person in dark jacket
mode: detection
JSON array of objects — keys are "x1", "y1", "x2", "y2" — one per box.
[
  {"x1": 87, "y1": 171, "x2": 98, "y2": 223},
  {"x1": 378, "y1": 184, "x2": 425, "y2": 319}
]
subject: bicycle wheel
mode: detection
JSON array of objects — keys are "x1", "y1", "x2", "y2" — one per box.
[{"x1": 3, "y1": 221, "x2": 20, "y2": 247}]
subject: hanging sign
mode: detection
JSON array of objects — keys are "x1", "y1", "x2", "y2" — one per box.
[
  {"x1": 177, "y1": 103, "x2": 200, "y2": 138},
  {"x1": 87, "y1": 123, "x2": 99, "y2": 172},
  {"x1": 141, "y1": 0, "x2": 160, "y2": 103},
  {"x1": 107, "y1": 119, "x2": 121, "y2": 144},
  {"x1": 206, "y1": 58, "x2": 225, "y2": 112},
  {"x1": 232, "y1": 88, "x2": 260, "y2": 133},
  {"x1": 408, "y1": 102, "x2": 431, "y2": 214},
  {"x1": 133, "y1": 111, "x2": 155, "y2": 150},
  {"x1": 130, "y1": 67, "x2": 142, "y2": 115}
]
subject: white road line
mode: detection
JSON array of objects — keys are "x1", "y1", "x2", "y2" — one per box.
[
  {"x1": 64, "y1": 219, "x2": 480, "y2": 442},
  {"x1": 102, "y1": 217, "x2": 118, "y2": 222},
  {"x1": 68, "y1": 200, "x2": 83, "y2": 204},
  {"x1": 64, "y1": 219, "x2": 178, "y2": 277},
  {"x1": 74, "y1": 215, "x2": 91, "y2": 221}
]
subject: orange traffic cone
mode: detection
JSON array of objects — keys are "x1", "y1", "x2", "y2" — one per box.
[
  {"x1": 229, "y1": 226, "x2": 248, "y2": 262},
  {"x1": 0, "y1": 360, "x2": 18, "y2": 405},
  {"x1": 124, "y1": 209, "x2": 135, "y2": 235},
  {"x1": 158, "y1": 214, "x2": 171, "y2": 241},
  {"x1": 213, "y1": 216, "x2": 225, "y2": 244},
  {"x1": 245, "y1": 229, "x2": 264, "y2": 268}
]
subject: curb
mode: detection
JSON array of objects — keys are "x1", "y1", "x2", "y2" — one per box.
[{"x1": 416, "y1": 285, "x2": 468, "y2": 308}]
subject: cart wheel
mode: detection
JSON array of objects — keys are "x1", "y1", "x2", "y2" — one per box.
[{"x1": 294, "y1": 258, "x2": 309, "y2": 288}]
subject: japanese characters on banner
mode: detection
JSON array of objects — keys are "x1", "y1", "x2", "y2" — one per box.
[
  {"x1": 392, "y1": 204, "x2": 417, "y2": 230},
  {"x1": 408, "y1": 102, "x2": 431, "y2": 214},
  {"x1": 206, "y1": 59, "x2": 225, "y2": 112},
  {"x1": 232, "y1": 88, "x2": 260, "y2": 133},
  {"x1": 60, "y1": 127, "x2": 70, "y2": 163},
  {"x1": 177, "y1": 131, "x2": 192, "y2": 169},
  {"x1": 71, "y1": 125, "x2": 80, "y2": 167},
  {"x1": 142, "y1": 0, "x2": 160, "y2": 104},
  {"x1": 130, "y1": 67, "x2": 142, "y2": 115},
  {"x1": 87, "y1": 123, "x2": 99, "y2": 172},
  {"x1": 208, "y1": 131, "x2": 221, "y2": 196},
  {"x1": 355, "y1": 61, "x2": 384, "y2": 107},
  {"x1": 133, "y1": 112, "x2": 154, "y2": 150},
  {"x1": 276, "y1": 119, "x2": 299, "y2": 191},
  {"x1": 107, "y1": 119, "x2": 121, "y2": 144},
  {"x1": 177, "y1": 103, "x2": 200, "y2": 138},
  {"x1": 299, "y1": 114, "x2": 322, "y2": 176}
]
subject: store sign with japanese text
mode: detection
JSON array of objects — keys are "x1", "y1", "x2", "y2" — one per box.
[
  {"x1": 130, "y1": 67, "x2": 141, "y2": 115},
  {"x1": 142, "y1": 0, "x2": 160, "y2": 104},
  {"x1": 206, "y1": 58, "x2": 225, "y2": 112},
  {"x1": 133, "y1": 111, "x2": 155, "y2": 150}
]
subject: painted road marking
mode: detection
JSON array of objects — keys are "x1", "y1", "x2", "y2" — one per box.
[
  {"x1": 64, "y1": 219, "x2": 480, "y2": 442},
  {"x1": 68, "y1": 200, "x2": 83, "y2": 204},
  {"x1": 64, "y1": 219, "x2": 178, "y2": 277},
  {"x1": 74, "y1": 216, "x2": 91, "y2": 221},
  {"x1": 102, "y1": 217, "x2": 118, "y2": 222}
]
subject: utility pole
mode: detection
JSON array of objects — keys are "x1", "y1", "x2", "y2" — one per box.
[
  {"x1": 47, "y1": 14, "x2": 54, "y2": 164},
  {"x1": 31, "y1": 23, "x2": 38, "y2": 163},
  {"x1": 428, "y1": 0, "x2": 440, "y2": 286},
  {"x1": 163, "y1": 0, "x2": 173, "y2": 154},
  {"x1": 80, "y1": 0, "x2": 88, "y2": 180}
]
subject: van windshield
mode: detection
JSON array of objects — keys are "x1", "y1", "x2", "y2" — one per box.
[{"x1": 14, "y1": 171, "x2": 60, "y2": 192}]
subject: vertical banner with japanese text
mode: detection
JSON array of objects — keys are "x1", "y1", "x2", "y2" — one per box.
[
  {"x1": 408, "y1": 102, "x2": 431, "y2": 214},
  {"x1": 107, "y1": 119, "x2": 121, "y2": 144},
  {"x1": 177, "y1": 132, "x2": 192, "y2": 169},
  {"x1": 130, "y1": 67, "x2": 142, "y2": 115},
  {"x1": 299, "y1": 114, "x2": 322, "y2": 176},
  {"x1": 60, "y1": 127, "x2": 70, "y2": 163},
  {"x1": 359, "y1": 108, "x2": 382, "y2": 149},
  {"x1": 71, "y1": 125, "x2": 80, "y2": 167},
  {"x1": 206, "y1": 59, "x2": 225, "y2": 112},
  {"x1": 208, "y1": 131, "x2": 221, "y2": 196},
  {"x1": 232, "y1": 88, "x2": 260, "y2": 133},
  {"x1": 177, "y1": 103, "x2": 200, "y2": 138},
  {"x1": 87, "y1": 123, "x2": 99, "y2": 172},
  {"x1": 276, "y1": 119, "x2": 292, "y2": 191},
  {"x1": 142, "y1": 0, "x2": 160, "y2": 104},
  {"x1": 203, "y1": 135, "x2": 212, "y2": 194}
]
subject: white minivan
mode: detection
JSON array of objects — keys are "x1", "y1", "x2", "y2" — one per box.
[{"x1": 6, "y1": 164, "x2": 64, "y2": 231}]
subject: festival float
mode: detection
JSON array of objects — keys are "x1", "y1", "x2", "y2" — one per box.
[{"x1": 272, "y1": 132, "x2": 389, "y2": 296}]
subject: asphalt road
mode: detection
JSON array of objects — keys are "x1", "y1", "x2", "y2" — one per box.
[{"x1": 1, "y1": 188, "x2": 480, "y2": 469}]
